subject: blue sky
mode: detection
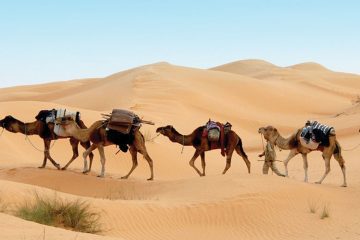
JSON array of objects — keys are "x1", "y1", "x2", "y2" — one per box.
[{"x1": 0, "y1": 0, "x2": 359, "y2": 87}]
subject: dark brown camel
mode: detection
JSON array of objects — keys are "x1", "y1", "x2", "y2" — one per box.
[
  {"x1": 156, "y1": 125, "x2": 250, "y2": 176},
  {"x1": 0, "y1": 115, "x2": 94, "y2": 170},
  {"x1": 258, "y1": 125, "x2": 347, "y2": 187}
]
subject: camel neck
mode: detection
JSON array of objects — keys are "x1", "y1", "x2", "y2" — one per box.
[
  {"x1": 169, "y1": 129, "x2": 193, "y2": 146},
  {"x1": 68, "y1": 120, "x2": 102, "y2": 142},
  {"x1": 275, "y1": 134, "x2": 292, "y2": 150},
  {"x1": 19, "y1": 121, "x2": 39, "y2": 135}
]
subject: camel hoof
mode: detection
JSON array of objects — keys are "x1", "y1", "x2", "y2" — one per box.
[
  {"x1": 61, "y1": 167, "x2": 67, "y2": 171},
  {"x1": 200, "y1": 174, "x2": 205, "y2": 177},
  {"x1": 121, "y1": 176, "x2": 128, "y2": 180},
  {"x1": 97, "y1": 175, "x2": 104, "y2": 178},
  {"x1": 55, "y1": 165, "x2": 61, "y2": 170},
  {"x1": 38, "y1": 166, "x2": 45, "y2": 169},
  {"x1": 341, "y1": 184, "x2": 347, "y2": 187},
  {"x1": 147, "y1": 177, "x2": 154, "y2": 181},
  {"x1": 82, "y1": 171, "x2": 89, "y2": 174},
  {"x1": 315, "y1": 181, "x2": 321, "y2": 184}
]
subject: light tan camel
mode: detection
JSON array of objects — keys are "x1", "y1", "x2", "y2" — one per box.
[
  {"x1": 156, "y1": 125, "x2": 250, "y2": 176},
  {"x1": 56, "y1": 118, "x2": 154, "y2": 180},
  {"x1": 258, "y1": 125, "x2": 347, "y2": 187},
  {"x1": 0, "y1": 115, "x2": 94, "y2": 170}
]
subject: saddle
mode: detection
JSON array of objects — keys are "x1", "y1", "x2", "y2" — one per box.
[
  {"x1": 35, "y1": 109, "x2": 56, "y2": 123},
  {"x1": 106, "y1": 109, "x2": 141, "y2": 134},
  {"x1": 35, "y1": 109, "x2": 81, "y2": 138},
  {"x1": 103, "y1": 109, "x2": 154, "y2": 153},
  {"x1": 202, "y1": 120, "x2": 232, "y2": 156},
  {"x1": 300, "y1": 121, "x2": 335, "y2": 149}
]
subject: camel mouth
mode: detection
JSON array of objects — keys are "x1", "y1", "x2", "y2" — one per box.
[
  {"x1": 155, "y1": 128, "x2": 163, "y2": 134},
  {"x1": 258, "y1": 128, "x2": 265, "y2": 134}
]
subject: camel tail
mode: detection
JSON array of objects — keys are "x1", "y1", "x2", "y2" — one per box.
[
  {"x1": 236, "y1": 138, "x2": 251, "y2": 173},
  {"x1": 333, "y1": 140, "x2": 345, "y2": 166},
  {"x1": 237, "y1": 139, "x2": 248, "y2": 159}
]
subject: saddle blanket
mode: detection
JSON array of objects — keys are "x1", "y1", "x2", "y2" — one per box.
[
  {"x1": 54, "y1": 109, "x2": 79, "y2": 137},
  {"x1": 300, "y1": 120, "x2": 334, "y2": 148}
]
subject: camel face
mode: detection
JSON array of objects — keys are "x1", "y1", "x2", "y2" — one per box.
[
  {"x1": 0, "y1": 115, "x2": 18, "y2": 132},
  {"x1": 258, "y1": 126, "x2": 278, "y2": 142},
  {"x1": 156, "y1": 125, "x2": 173, "y2": 136}
]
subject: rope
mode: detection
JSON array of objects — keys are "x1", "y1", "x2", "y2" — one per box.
[
  {"x1": 342, "y1": 143, "x2": 360, "y2": 151},
  {"x1": 257, "y1": 159, "x2": 283, "y2": 162},
  {"x1": 181, "y1": 135, "x2": 185, "y2": 154},
  {"x1": 148, "y1": 133, "x2": 161, "y2": 142},
  {"x1": 24, "y1": 125, "x2": 56, "y2": 152}
]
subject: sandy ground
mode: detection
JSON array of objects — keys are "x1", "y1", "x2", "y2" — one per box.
[{"x1": 0, "y1": 60, "x2": 360, "y2": 239}]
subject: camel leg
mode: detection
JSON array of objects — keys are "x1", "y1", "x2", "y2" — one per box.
[
  {"x1": 189, "y1": 150, "x2": 202, "y2": 176},
  {"x1": 142, "y1": 150, "x2": 154, "y2": 181},
  {"x1": 97, "y1": 146, "x2": 106, "y2": 178},
  {"x1": 38, "y1": 139, "x2": 48, "y2": 168},
  {"x1": 315, "y1": 155, "x2": 331, "y2": 184},
  {"x1": 81, "y1": 141, "x2": 94, "y2": 172},
  {"x1": 61, "y1": 138, "x2": 79, "y2": 170},
  {"x1": 235, "y1": 144, "x2": 250, "y2": 173},
  {"x1": 82, "y1": 144, "x2": 97, "y2": 174},
  {"x1": 43, "y1": 139, "x2": 60, "y2": 170},
  {"x1": 222, "y1": 147, "x2": 235, "y2": 174},
  {"x1": 301, "y1": 154, "x2": 309, "y2": 182},
  {"x1": 262, "y1": 161, "x2": 270, "y2": 174},
  {"x1": 316, "y1": 137, "x2": 336, "y2": 185},
  {"x1": 333, "y1": 149, "x2": 347, "y2": 187},
  {"x1": 200, "y1": 152, "x2": 206, "y2": 176},
  {"x1": 283, "y1": 150, "x2": 298, "y2": 177},
  {"x1": 121, "y1": 146, "x2": 139, "y2": 180}
]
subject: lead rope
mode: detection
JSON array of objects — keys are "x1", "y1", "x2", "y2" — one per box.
[
  {"x1": 342, "y1": 143, "x2": 360, "y2": 151},
  {"x1": 24, "y1": 125, "x2": 56, "y2": 152},
  {"x1": 181, "y1": 135, "x2": 185, "y2": 154}
]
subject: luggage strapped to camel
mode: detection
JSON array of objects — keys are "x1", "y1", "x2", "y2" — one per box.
[
  {"x1": 202, "y1": 119, "x2": 232, "y2": 156},
  {"x1": 300, "y1": 120, "x2": 335, "y2": 149},
  {"x1": 102, "y1": 109, "x2": 154, "y2": 135}
]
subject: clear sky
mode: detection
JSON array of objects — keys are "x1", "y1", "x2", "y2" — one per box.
[{"x1": 0, "y1": 0, "x2": 359, "y2": 87}]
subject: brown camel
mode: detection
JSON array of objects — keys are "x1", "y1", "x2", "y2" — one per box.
[
  {"x1": 55, "y1": 118, "x2": 154, "y2": 180},
  {"x1": 156, "y1": 125, "x2": 250, "y2": 176},
  {"x1": 0, "y1": 115, "x2": 94, "y2": 170},
  {"x1": 258, "y1": 125, "x2": 347, "y2": 187}
]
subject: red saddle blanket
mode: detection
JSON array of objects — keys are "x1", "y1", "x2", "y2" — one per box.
[{"x1": 202, "y1": 121, "x2": 226, "y2": 156}]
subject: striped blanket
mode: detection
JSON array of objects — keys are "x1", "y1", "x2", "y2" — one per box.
[{"x1": 300, "y1": 121, "x2": 334, "y2": 148}]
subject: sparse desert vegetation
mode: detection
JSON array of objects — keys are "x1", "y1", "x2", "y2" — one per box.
[{"x1": 16, "y1": 193, "x2": 102, "y2": 233}]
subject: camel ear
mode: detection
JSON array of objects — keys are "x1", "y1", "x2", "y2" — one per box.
[{"x1": 274, "y1": 128, "x2": 278, "y2": 132}]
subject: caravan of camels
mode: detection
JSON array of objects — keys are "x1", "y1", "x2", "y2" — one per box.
[{"x1": 0, "y1": 107, "x2": 348, "y2": 187}]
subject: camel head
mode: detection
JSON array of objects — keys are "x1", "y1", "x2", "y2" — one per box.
[
  {"x1": 55, "y1": 117, "x2": 79, "y2": 134},
  {"x1": 258, "y1": 125, "x2": 279, "y2": 143},
  {"x1": 156, "y1": 125, "x2": 175, "y2": 137},
  {"x1": 0, "y1": 115, "x2": 20, "y2": 132}
]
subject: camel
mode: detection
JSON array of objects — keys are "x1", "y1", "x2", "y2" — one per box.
[
  {"x1": 156, "y1": 125, "x2": 250, "y2": 176},
  {"x1": 55, "y1": 118, "x2": 154, "y2": 180},
  {"x1": 0, "y1": 115, "x2": 94, "y2": 170},
  {"x1": 258, "y1": 125, "x2": 347, "y2": 187}
]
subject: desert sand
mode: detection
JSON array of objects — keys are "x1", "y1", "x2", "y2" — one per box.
[{"x1": 0, "y1": 59, "x2": 360, "y2": 239}]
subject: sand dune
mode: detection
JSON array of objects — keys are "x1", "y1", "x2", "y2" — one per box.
[{"x1": 0, "y1": 60, "x2": 360, "y2": 239}]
